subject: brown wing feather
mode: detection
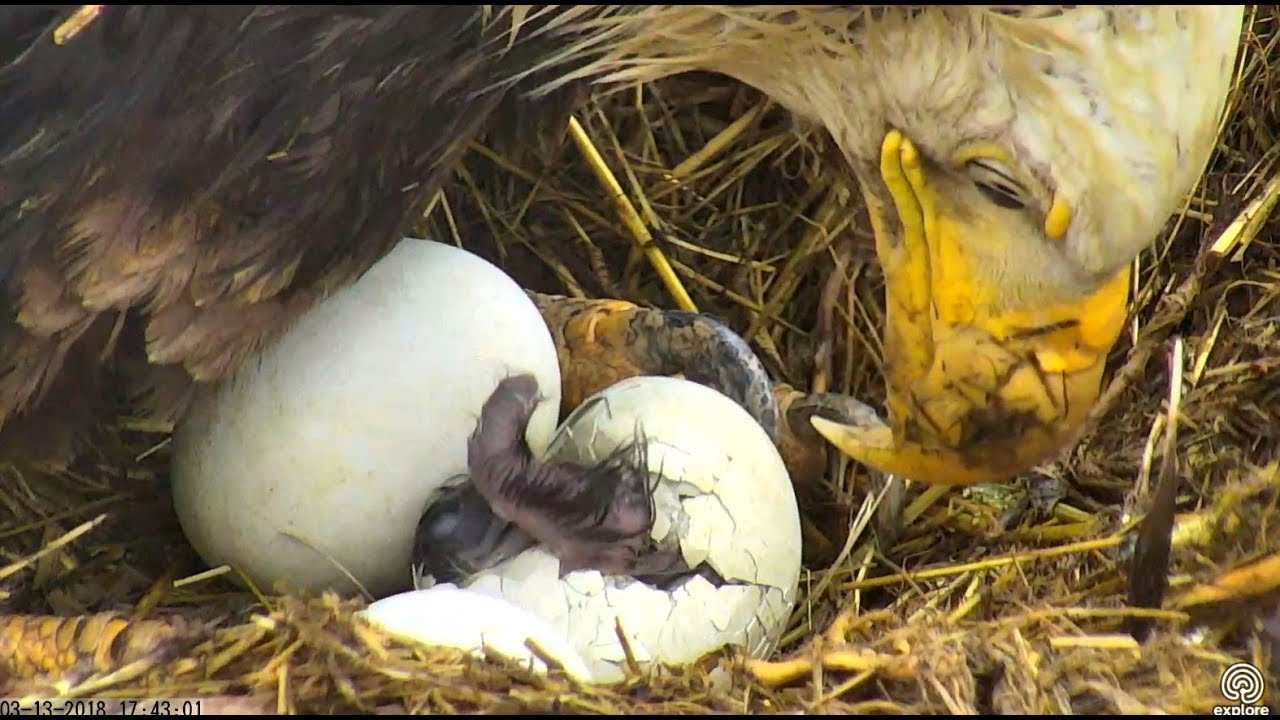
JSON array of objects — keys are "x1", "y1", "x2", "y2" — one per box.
[{"x1": 0, "y1": 6, "x2": 600, "y2": 464}]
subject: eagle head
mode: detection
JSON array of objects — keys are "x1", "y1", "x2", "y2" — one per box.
[
  {"x1": 807, "y1": 6, "x2": 1246, "y2": 485},
  {"x1": 564, "y1": 5, "x2": 1246, "y2": 484}
]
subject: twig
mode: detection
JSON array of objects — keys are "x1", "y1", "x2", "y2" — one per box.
[{"x1": 566, "y1": 115, "x2": 697, "y2": 312}]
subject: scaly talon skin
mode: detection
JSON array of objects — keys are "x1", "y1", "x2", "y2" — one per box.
[
  {"x1": 530, "y1": 293, "x2": 870, "y2": 488},
  {"x1": 529, "y1": 292, "x2": 779, "y2": 443},
  {"x1": 0, "y1": 612, "x2": 202, "y2": 683},
  {"x1": 814, "y1": 130, "x2": 1130, "y2": 486}
]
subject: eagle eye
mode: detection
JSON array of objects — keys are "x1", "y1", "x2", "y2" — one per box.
[{"x1": 967, "y1": 158, "x2": 1027, "y2": 210}]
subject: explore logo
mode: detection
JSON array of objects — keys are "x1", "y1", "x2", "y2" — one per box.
[{"x1": 1215, "y1": 662, "x2": 1270, "y2": 716}]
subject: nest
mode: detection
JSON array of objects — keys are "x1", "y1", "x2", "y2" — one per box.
[{"x1": 4, "y1": 7, "x2": 1280, "y2": 715}]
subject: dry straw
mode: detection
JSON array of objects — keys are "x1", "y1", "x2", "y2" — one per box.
[{"x1": 4, "y1": 6, "x2": 1280, "y2": 714}]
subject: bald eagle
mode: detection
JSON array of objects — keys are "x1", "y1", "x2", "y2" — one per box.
[{"x1": 0, "y1": 6, "x2": 1244, "y2": 489}]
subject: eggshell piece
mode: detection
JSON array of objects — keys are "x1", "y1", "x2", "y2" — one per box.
[
  {"x1": 171, "y1": 238, "x2": 562, "y2": 599},
  {"x1": 464, "y1": 375, "x2": 802, "y2": 683},
  {"x1": 548, "y1": 375, "x2": 802, "y2": 591},
  {"x1": 465, "y1": 549, "x2": 793, "y2": 684},
  {"x1": 359, "y1": 585, "x2": 594, "y2": 682}
]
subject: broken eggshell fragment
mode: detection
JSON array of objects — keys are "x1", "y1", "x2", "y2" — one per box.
[
  {"x1": 357, "y1": 584, "x2": 594, "y2": 682},
  {"x1": 460, "y1": 375, "x2": 803, "y2": 683}
]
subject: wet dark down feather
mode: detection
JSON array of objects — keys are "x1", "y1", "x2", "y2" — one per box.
[
  {"x1": 0, "y1": 6, "x2": 600, "y2": 465},
  {"x1": 465, "y1": 374, "x2": 662, "y2": 578}
]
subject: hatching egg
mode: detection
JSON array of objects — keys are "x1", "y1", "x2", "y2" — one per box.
[
  {"x1": 171, "y1": 238, "x2": 562, "y2": 599},
  {"x1": 358, "y1": 585, "x2": 594, "y2": 682},
  {"x1": 460, "y1": 375, "x2": 802, "y2": 683}
]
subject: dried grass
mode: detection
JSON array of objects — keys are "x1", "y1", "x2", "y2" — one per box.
[{"x1": 4, "y1": 7, "x2": 1280, "y2": 715}]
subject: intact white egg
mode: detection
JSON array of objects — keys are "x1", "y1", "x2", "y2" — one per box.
[
  {"x1": 460, "y1": 375, "x2": 802, "y2": 683},
  {"x1": 170, "y1": 238, "x2": 562, "y2": 599},
  {"x1": 358, "y1": 585, "x2": 594, "y2": 682}
]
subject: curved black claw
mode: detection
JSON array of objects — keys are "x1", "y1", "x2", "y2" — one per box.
[
  {"x1": 529, "y1": 292, "x2": 780, "y2": 443},
  {"x1": 782, "y1": 391, "x2": 883, "y2": 443}
]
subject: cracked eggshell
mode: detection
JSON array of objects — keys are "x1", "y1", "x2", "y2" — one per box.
[
  {"x1": 171, "y1": 238, "x2": 561, "y2": 599},
  {"x1": 359, "y1": 585, "x2": 594, "y2": 682},
  {"x1": 463, "y1": 375, "x2": 802, "y2": 683}
]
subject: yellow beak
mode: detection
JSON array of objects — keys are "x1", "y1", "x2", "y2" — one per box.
[{"x1": 813, "y1": 130, "x2": 1131, "y2": 486}]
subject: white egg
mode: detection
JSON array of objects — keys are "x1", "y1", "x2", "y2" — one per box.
[
  {"x1": 460, "y1": 375, "x2": 802, "y2": 684},
  {"x1": 170, "y1": 238, "x2": 562, "y2": 599},
  {"x1": 358, "y1": 585, "x2": 594, "y2": 682}
]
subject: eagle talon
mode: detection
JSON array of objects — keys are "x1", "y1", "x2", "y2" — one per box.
[
  {"x1": 529, "y1": 292, "x2": 780, "y2": 442},
  {"x1": 531, "y1": 293, "x2": 892, "y2": 486}
]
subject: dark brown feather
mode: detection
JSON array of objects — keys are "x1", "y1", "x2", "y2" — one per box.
[{"x1": 0, "y1": 6, "x2": 604, "y2": 462}]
